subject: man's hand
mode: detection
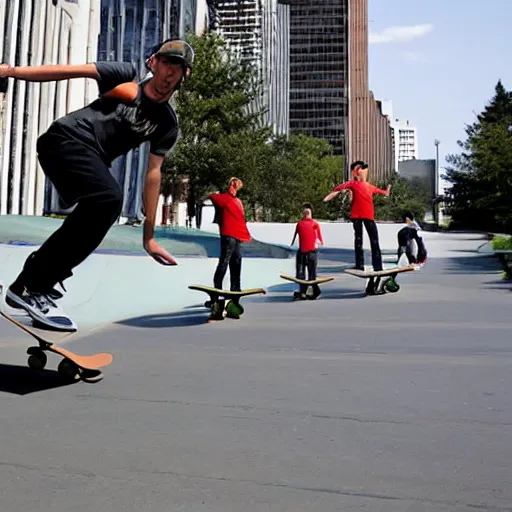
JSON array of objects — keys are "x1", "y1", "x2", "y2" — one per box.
[
  {"x1": 144, "y1": 238, "x2": 178, "y2": 266},
  {"x1": 385, "y1": 184, "x2": 392, "y2": 196},
  {"x1": 323, "y1": 191, "x2": 340, "y2": 202},
  {"x1": 0, "y1": 64, "x2": 14, "y2": 78}
]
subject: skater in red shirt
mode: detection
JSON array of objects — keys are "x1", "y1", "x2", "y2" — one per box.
[
  {"x1": 323, "y1": 161, "x2": 391, "y2": 271},
  {"x1": 291, "y1": 206, "x2": 324, "y2": 299},
  {"x1": 209, "y1": 177, "x2": 251, "y2": 293}
]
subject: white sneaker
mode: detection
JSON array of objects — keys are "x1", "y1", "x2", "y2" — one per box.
[{"x1": 6, "y1": 287, "x2": 77, "y2": 332}]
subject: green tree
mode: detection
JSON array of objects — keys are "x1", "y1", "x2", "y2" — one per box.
[
  {"x1": 443, "y1": 80, "x2": 512, "y2": 232},
  {"x1": 163, "y1": 31, "x2": 346, "y2": 225},
  {"x1": 163, "y1": 31, "x2": 267, "y2": 210},
  {"x1": 253, "y1": 134, "x2": 343, "y2": 222},
  {"x1": 373, "y1": 172, "x2": 430, "y2": 222}
]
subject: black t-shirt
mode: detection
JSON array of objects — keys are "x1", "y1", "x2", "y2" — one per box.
[{"x1": 47, "y1": 62, "x2": 179, "y2": 164}]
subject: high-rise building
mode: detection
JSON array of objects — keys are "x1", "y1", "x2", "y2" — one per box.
[
  {"x1": 0, "y1": 0, "x2": 207, "y2": 219},
  {"x1": 393, "y1": 118, "x2": 418, "y2": 163},
  {"x1": 0, "y1": 0, "x2": 100, "y2": 217},
  {"x1": 288, "y1": 0, "x2": 348, "y2": 156},
  {"x1": 92, "y1": 0, "x2": 202, "y2": 221},
  {"x1": 208, "y1": 0, "x2": 290, "y2": 135},
  {"x1": 288, "y1": 0, "x2": 393, "y2": 182},
  {"x1": 378, "y1": 100, "x2": 419, "y2": 172}
]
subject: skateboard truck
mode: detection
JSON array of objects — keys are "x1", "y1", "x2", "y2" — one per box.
[
  {"x1": 279, "y1": 274, "x2": 334, "y2": 300},
  {"x1": 189, "y1": 285, "x2": 266, "y2": 322}
]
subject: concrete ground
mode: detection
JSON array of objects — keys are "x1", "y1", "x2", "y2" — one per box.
[{"x1": 0, "y1": 231, "x2": 511, "y2": 511}]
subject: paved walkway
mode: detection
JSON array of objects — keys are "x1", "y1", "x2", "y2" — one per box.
[{"x1": 0, "y1": 231, "x2": 510, "y2": 511}]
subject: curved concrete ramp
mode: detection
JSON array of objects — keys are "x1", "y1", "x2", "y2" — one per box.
[
  {"x1": 0, "y1": 217, "x2": 296, "y2": 336},
  {"x1": 0, "y1": 246, "x2": 295, "y2": 336}
]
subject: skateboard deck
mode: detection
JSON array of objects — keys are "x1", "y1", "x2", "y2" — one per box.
[
  {"x1": 188, "y1": 285, "x2": 266, "y2": 322},
  {"x1": 279, "y1": 274, "x2": 334, "y2": 286},
  {"x1": 344, "y1": 264, "x2": 419, "y2": 295},
  {"x1": 279, "y1": 273, "x2": 334, "y2": 300},
  {"x1": 1, "y1": 312, "x2": 113, "y2": 383}
]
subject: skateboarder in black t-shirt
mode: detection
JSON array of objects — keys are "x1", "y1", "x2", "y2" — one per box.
[{"x1": 0, "y1": 39, "x2": 194, "y2": 331}]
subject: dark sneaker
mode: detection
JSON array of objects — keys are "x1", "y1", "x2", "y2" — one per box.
[
  {"x1": 311, "y1": 287, "x2": 321, "y2": 299},
  {"x1": 5, "y1": 286, "x2": 77, "y2": 332}
]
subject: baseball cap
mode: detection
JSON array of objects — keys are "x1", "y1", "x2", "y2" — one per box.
[{"x1": 154, "y1": 40, "x2": 194, "y2": 69}]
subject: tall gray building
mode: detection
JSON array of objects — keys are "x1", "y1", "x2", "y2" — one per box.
[
  {"x1": 94, "y1": 0, "x2": 200, "y2": 220},
  {"x1": 209, "y1": 0, "x2": 290, "y2": 135},
  {"x1": 288, "y1": 0, "x2": 394, "y2": 183},
  {"x1": 288, "y1": 0, "x2": 349, "y2": 156}
]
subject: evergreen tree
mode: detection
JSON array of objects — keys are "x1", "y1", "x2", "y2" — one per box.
[{"x1": 443, "y1": 80, "x2": 512, "y2": 232}]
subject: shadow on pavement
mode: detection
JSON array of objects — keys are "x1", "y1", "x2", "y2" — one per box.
[
  {"x1": 263, "y1": 289, "x2": 365, "y2": 303},
  {"x1": 117, "y1": 309, "x2": 208, "y2": 329},
  {"x1": 442, "y1": 255, "x2": 502, "y2": 275},
  {"x1": 317, "y1": 265, "x2": 351, "y2": 274},
  {"x1": 0, "y1": 364, "x2": 76, "y2": 395}
]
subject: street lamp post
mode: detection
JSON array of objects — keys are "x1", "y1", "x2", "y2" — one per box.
[{"x1": 434, "y1": 139, "x2": 440, "y2": 226}]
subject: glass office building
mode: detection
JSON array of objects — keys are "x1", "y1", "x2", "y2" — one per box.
[{"x1": 288, "y1": 0, "x2": 348, "y2": 156}]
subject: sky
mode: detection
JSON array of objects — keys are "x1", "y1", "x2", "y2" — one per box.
[{"x1": 368, "y1": 0, "x2": 512, "y2": 185}]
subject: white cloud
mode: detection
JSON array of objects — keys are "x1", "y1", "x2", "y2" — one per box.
[{"x1": 369, "y1": 23, "x2": 434, "y2": 44}]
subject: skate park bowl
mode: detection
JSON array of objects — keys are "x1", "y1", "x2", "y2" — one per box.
[{"x1": 0, "y1": 216, "x2": 296, "y2": 333}]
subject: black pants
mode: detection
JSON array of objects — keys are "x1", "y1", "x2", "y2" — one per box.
[
  {"x1": 13, "y1": 132, "x2": 123, "y2": 293},
  {"x1": 352, "y1": 218, "x2": 383, "y2": 271},
  {"x1": 213, "y1": 235, "x2": 242, "y2": 292},
  {"x1": 397, "y1": 227, "x2": 427, "y2": 264},
  {"x1": 195, "y1": 203, "x2": 203, "y2": 229},
  {"x1": 296, "y1": 250, "x2": 319, "y2": 294}
]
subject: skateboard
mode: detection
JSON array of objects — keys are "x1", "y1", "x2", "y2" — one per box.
[
  {"x1": 188, "y1": 285, "x2": 266, "y2": 321},
  {"x1": 344, "y1": 264, "x2": 420, "y2": 295},
  {"x1": 0, "y1": 312, "x2": 113, "y2": 383},
  {"x1": 279, "y1": 273, "x2": 334, "y2": 300}
]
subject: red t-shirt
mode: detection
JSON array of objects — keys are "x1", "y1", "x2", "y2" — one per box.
[
  {"x1": 295, "y1": 218, "x2": 323, "y2": 252},
  {"x1": 209, "y1": 192, "x2": 251, "y2": 242},
  {"x1": 333, "y1": 181, "x2": 387, "y2": 220}
]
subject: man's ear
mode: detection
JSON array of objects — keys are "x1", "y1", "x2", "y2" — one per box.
[{"x1": 147, "y1": 55, "x2": 157, "y2": 73}]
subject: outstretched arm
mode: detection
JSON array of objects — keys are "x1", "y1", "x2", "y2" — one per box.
[
  {"x1": 0, "y1": 63, "x2": 100, "y2": 83},
  {"x1": 143, "y1": 153, "x2": 177, "y2": 266},
  {"x1": 323, "y1": 190, "x2": 340, "y2": 202},
  {"x1": 323, "y1": 182, "x2": 351, "y2": 202},
  {"x1": 291, "y1": 226, "x2": 298, "y2": 246},
  {"x1": 372, "y1": 184, "x2": 392, "y2": 196}
]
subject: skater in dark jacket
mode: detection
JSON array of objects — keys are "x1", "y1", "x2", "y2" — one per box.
[
  {"x1": 0, "y1": 39, "x2": 194, "y2": 331},
  {"x1": 397, "y1": 213, "x2": 427, "y2": 265}
]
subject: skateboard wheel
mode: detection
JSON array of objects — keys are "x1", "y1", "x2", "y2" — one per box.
[
  {"x1": 226, "y1": 301, "x2": 243, "y2": 319},
  {"x1": 80, "y1": 369, "x2": 104, "y2": 384},
  {"x1": 58, "y1": 359, "x2": 80, "y2": 382},
  {"x1": 27, "y1": 351, "x2": 47, "y2": 371},
  {"x1": 208, "y1": 300, "x2": 225, "y2": 321},
  {"x1": 383, "y1": 278, "x2": 400, "y2": 293}
]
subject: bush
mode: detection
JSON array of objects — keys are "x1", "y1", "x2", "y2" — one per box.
[{"x1": 492, "y1": 235, "x2": 512, "y2": 250}]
